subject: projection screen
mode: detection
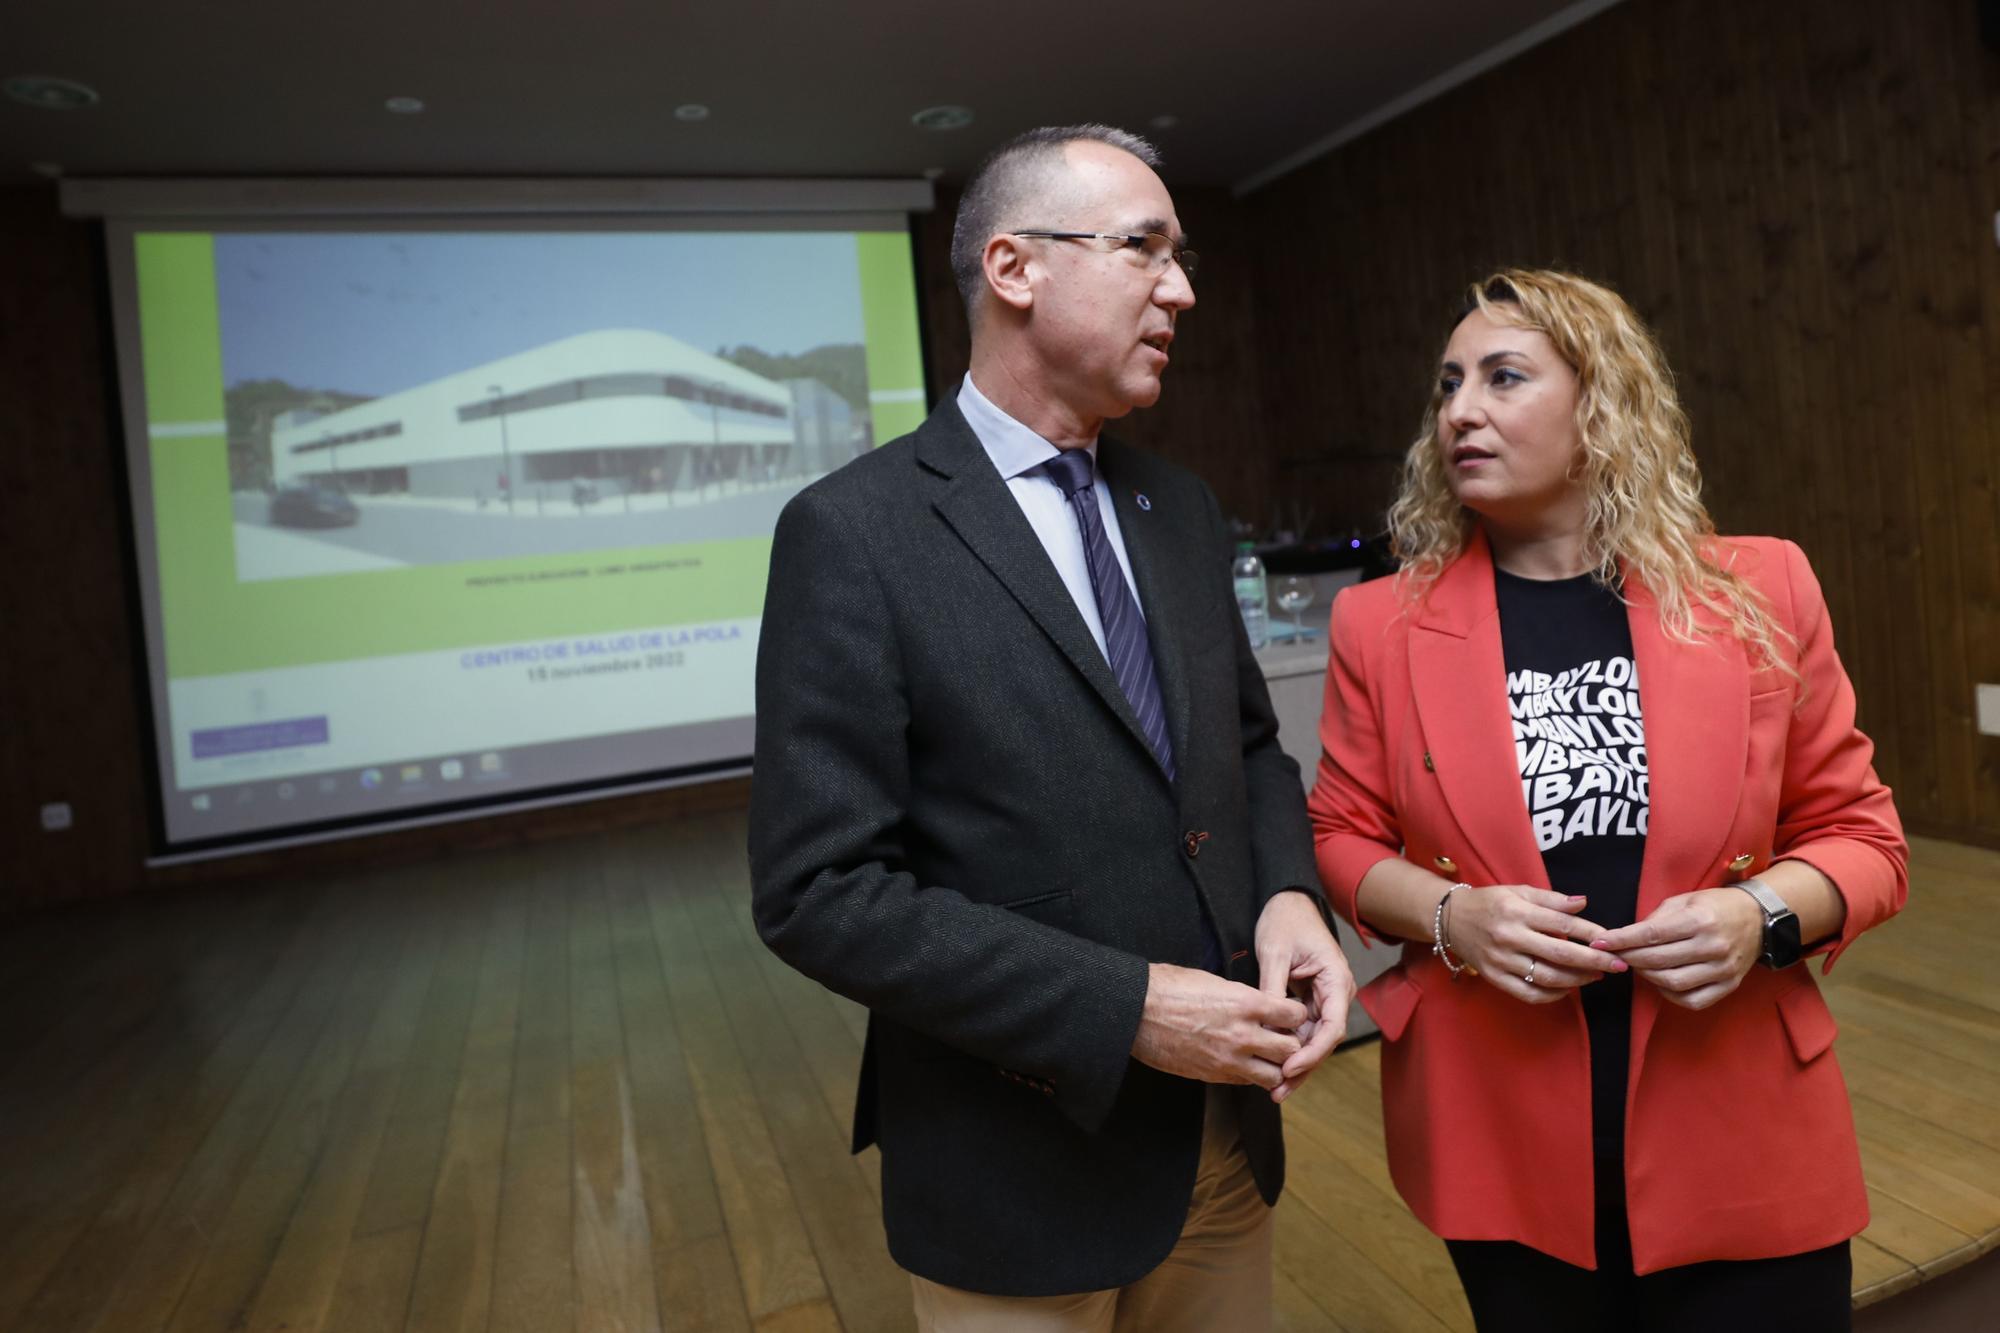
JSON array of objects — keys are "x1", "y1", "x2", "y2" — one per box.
[{"x1": 68, "y1": 178, "x2": 933, "y2": 856}]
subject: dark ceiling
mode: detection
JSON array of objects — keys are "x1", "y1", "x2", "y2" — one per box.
[{"x1": 3, "y1": 1, "x2": 1619, "y2": 193}]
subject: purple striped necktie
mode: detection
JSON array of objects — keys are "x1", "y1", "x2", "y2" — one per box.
[{"x1": 1042, "y1": 449, "x2": 1176, "y2": 782}]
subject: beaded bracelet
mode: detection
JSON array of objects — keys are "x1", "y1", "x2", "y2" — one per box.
[{"x1": 1433, "y1": 882, "x2": 1473, "y2": 979}]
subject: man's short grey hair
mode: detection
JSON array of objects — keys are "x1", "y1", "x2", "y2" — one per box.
[{"x1": 949, "y1": 124, "x2": 1162, "y2": 315}]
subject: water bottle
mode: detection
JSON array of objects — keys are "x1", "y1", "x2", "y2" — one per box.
[{"x1": 1232, "y1": 541, "x2": 1269, "y2": 649}]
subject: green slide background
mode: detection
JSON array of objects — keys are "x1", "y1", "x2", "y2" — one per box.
[{"x1": 136, "y1": 230, "x2": 928, "y2": 680}]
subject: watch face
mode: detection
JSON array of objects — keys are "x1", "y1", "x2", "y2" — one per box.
[{"x1": 1765, "y1": 912, "x2": 1804, "y2": 968}]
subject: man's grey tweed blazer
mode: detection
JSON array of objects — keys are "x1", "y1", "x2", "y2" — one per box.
[{"x1": 748, "y1": 399, "x2": 1325, "y2": 1296}]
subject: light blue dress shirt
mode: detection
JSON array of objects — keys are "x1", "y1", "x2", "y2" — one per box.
[{"x1": 956, "y1": 375, "x2": 1144, "y2": 663}]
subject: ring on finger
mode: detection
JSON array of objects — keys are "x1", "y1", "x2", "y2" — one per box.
[{"x1": 1523, "y1": 958, "x2": 1539, "y2": 986}]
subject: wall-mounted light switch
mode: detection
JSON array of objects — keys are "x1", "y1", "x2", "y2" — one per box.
[
  {"x1": 1978, "y1": 684, "x2": 2000, "y2": 738},
  {"x1": 40, "y1": 802, "x2": 73, "y2": 832}
]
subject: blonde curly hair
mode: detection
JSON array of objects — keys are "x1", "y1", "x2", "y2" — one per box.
[{"x1": 1387, "y1": 267, "x2": 1796, "y2": 675}]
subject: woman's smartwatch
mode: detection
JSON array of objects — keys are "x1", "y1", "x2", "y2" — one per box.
[{"x1": 1732, "y1": 877, "x2": 1802, "y2": 969}]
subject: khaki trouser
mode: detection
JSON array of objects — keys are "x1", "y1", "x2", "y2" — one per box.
[{"x1": 910, "y1": 1086, "x2": 1275, "y2": 1332}]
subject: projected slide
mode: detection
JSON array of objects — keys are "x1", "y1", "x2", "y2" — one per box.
[{"x1": 122, "y1": 225, "x2": 926, "y2": 846}]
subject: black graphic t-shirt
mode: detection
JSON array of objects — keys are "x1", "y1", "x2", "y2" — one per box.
[{"x1": 1495, "y1": 566, "x2": 1648, "y2": 1162}]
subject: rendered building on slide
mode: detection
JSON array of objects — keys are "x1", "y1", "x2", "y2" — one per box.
[{"x1": 270, "y1": 329, "x2": 857, "y2": 500}]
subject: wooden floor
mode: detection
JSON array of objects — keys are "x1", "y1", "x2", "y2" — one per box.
[{"x1": 0, "y1": 824, "x2": 1992, "y2": 1332}]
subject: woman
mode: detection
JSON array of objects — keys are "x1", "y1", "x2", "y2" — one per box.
[{"x1": 1308, "y1": 269, "x2": 1905, "y2": 1331}]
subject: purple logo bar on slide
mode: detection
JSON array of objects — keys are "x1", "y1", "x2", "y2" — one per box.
[{"x1": 191, "y1": 716, "x2": 330, "y2": 759}]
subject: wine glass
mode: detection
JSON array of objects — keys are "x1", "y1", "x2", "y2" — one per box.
[{"x1": 1274, "y1": 575, "x2": 1316, "y2": 642}]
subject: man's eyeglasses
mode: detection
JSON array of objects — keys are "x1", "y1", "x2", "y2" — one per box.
[{"x1": 1010, "y1": 230, "x2": 1198, "y2": 280}]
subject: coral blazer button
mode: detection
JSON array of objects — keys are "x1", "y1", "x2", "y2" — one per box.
[
  {"x1": 1423, "y1": 751, "x2": 1435, "y2": 772},
  {"x1": 1433, "y1": 855, "x2": 1458, "y2": 876},
  {"x1": 1728, "y1": 852, "x2": 1756, "y2": 875}
]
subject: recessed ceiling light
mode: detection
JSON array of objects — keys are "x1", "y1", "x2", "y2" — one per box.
[
  {"x1": 4, "y1": 75, "x2": 100, "y2": 111},
  {"x1": 1149, "y1": 114, "x2": 1179, "y2": 130},
  {"x1": 385, "y1": 96, "x2": 425, "y2": 114},
  {"x1": 911, "y1": 105, "x2": 974, "y2": 132},
  {"x1": 921, "y1": 166, "x2": 946, "y2": 181},
  {"x1": 675, "y1": 103, "x2": 710, "y2": 122}
]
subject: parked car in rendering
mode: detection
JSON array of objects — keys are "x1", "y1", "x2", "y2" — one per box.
[{"x1": 269, "y1": 482, "x2": 360, "y2": 528}]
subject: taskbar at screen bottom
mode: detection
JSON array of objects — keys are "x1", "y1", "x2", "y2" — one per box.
[{"x1": 158, "y1": 713, "x2": 754, "y2": 853}]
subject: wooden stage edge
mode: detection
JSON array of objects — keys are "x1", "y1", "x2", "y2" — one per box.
[{"x1": 0, "y1": 826, "x2": 1991, "y2": 1332}]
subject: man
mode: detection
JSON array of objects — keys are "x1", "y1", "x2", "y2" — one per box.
[{"x1": 748, "y1": 124, "x2": 1354, "y2": 1330}]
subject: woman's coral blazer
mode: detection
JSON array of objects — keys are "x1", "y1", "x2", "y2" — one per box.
[{"x1": 1308, "y1": 532, "x2": 1906, "y2": 1273}]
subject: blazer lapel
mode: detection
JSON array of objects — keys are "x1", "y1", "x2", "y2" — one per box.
[
  {"x1": 1406, "y1": 532, "x2": 1549, "y2": 888},
  {"x1": 1626, "y1": 576, "x2": 1748, "y2": 918},
  {"x1": 1625, "y1": 570, "x2": 1749, "y2": 1064},
  {"x1": 1100, "y1": 442, "x2": 1194, "y2": 776},
  {"x1": 917, "y1": 407, "x2": 1157, "y2": 764}
]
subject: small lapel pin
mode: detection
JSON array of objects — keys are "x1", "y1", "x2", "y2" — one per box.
[{"x1": 1134, "y1": 492, "x2": 1152, "y2": 511}]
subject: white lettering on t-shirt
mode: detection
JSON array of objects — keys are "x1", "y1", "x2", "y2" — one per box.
[{"x1": 1511, "y1": 656, "x2": 1650, "y2": 852}]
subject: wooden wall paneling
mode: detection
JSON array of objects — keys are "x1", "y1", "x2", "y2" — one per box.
[
  {"x1": 1858, "y1": 6, "x2": 1960, "y2": 826},
  {"x1": 1350, "y1": 136, "x2": 1415, "y2": 533},
  {"x1": 0, "y1": 188, "x2": 155, "y2": 905},
  {"x1": 1765, "y1": 9, "x2": 1827, "y2": 547},
  {"x1": 1516, "y1": 41, "x2": 1570, "y2": 269},
  {"x1": 1243, "y1": 171, "x2": 1308, "y2": 527},
  {"x1": 1600, "y1": 19, "x2": 1651, "y2": 299},
  {"x1": 1641, "y1": 0, "x2": 1718, "y2": 503},
  {"x1": 1251, "y1": 152, "x2": 1409, "y2": 539},
  {"x1": 1923, "y1": 0, "x2": 2000, "y2": 839},
  {"x1": 1803, "y1": 15, "x2": 1908, "y2": 787},
  {"x1": 1877, "y1": 2, "x2": 1964, "y2": 823},
  {"x1": 1661, "y1": 0, "x2": 1736, "y2": 506},
  {"x1": 1764, "y1": 5, "x2": 1856, "y2": 695},
  {"x1": 1613, "y1": 16, "x2": 1685, "y2": 368},
  {"x1": 1841, "y1": 18, "x2": 1910, "y2": 776},
  {"x1": 1536, "y1": 33, "x2": 1597, "y2": 283},
  {"x1": 1670, "y1": 5, "x2": 1753, "y2": 527},
  {"x1": 1295, "y1": 148, "x2": 1380, "y2": 541},
  {"x1": 1949, "y1": 12, "x2": 2000, "y2": 838},
  {"x1": 1926, "y1": 0, "x2": 1999, "y2": 832},
  {"x1": 1725, "y1": 8, "x2": 1803, "y2": 545},
  {"x1": 1878, "y1": 2, "x2": 1977, "y2": 830},
  {"x1": 1528, "y1": 41, "x2": 1580, "y2": 272},
  {"x1": 1559, "y1": 24, "x2": 1621, "y2": 291}
]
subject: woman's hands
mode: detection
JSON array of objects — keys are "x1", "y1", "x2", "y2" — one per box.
[
  {"x1": 1592, "y1": 888, "x2": 1764, "y2": 1010},
  {"x1": 1444, "y1": 885, "x2": 1629, "y2": 1004},
  {"x1": 1453, "y1": 884, "x2": 1765, "y2": 1010}
]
